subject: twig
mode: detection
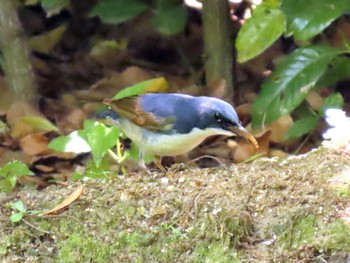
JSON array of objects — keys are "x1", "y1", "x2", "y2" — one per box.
[{"x1": 22, "y1": 218, "x2": 50, "y2": 234}]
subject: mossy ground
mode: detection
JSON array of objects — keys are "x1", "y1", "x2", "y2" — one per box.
[{"x1": 1, "y1": 141, "x2": 350, "y2": 262}]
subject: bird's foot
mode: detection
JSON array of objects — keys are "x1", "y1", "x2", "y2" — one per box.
[
  {"x1": 154, "y1": 156, "x2": 167, "y2": 174},
  {"x1": 138, "y1": 153, "x2": 166, "y2": 175},
  {"x1": 136, "y1": 159, "x2": 152, "y2": 175}
]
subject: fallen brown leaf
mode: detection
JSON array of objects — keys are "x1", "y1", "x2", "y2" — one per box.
[
  {"x1": 30, "y1": 151, "x2": 76, "y2": 165},
  {"x1": 19, "y1": 133, "x2": 49, "y2": 156},
  {"x1": 57, "y1": 108, "x2": 87, "y2": 134},
  {"x1": 75, "y1": 73, "x2": 124, "y2": 101},
  {"x1": 6, "y1": 101, "x2": 44, "y2": 127},
  {"x1": 34, "y1": 164, "x2": 55, "y2": 173},
  {"x1": 248, "y1": 115, "x2": 293, "y2": 144},
  {"x1": 11, "y1": 116, "x2": 58, "y2": 139},
  {"x1": 269, "y1": 149, "x2": 290, "y2": 158},
  {"x1": 228, "y1": 131, "x2": 270, "y2": 163},
  {"x1": 242, "y1": 91, "x2": 257, "y2": 103},
  {"x1": 42, "y1": 185, "x2": 84, "y2": 215},
  {"x1": 235, "y1": 103, "x2": 252, "y2": 119},
  {"x1": 0, "y1": 147, "x2": 31, "y2": 167},
  {"x1": 306, "y1": 91, "x2": 323, "y2": 111},
  {"x1": 121, "y1": 66, "x2": 153, "y2": 87},
  {"x1": 18, "y1": 176, "x2": 48, "y2": 188},
  {"x1": 229, "y1": 139, "x2": 257, "y2": 163}
]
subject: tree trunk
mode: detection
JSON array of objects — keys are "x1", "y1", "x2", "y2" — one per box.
[
  {"x1": 202, "y1": 0, "x2": 234, "y2": 100},
  {"x1": 0, "y1": 0, "x2": 37, "y2": 104}
]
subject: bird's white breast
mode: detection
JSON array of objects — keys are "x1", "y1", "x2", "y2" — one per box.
[{"x1": 115, "y1": 119, "x2": 233, "y2": 156}]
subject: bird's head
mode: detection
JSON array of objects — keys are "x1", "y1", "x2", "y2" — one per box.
[{"x1": 197, "y1": 97, "x2": 259, "y2": 148}]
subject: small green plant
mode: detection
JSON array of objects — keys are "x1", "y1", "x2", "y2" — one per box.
[
  {"x1": 284, "y1": 93, "x2": 344, "y2": 140},
  {"x1": 6, "y1": 200, "x2": 40, "y2": 223},
  {"x1": 48, "y1": 78, "x2": 162, "y2": 177},
  {"x1": 49, "y1": 120, "x2": 121, "y2": 168},
  {"x1": 8, "y1": 200, "x2": 27, "y2": 223},
  {"x1": 0, "y1": 160, "x2": 34, "y2": 193},
  {"x1": 236, "y1": 0, "x2": 350, "y2": 139}
]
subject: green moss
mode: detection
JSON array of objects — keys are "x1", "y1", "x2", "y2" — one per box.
[
  {"x1": 192, "y1": 241, "x2": 239, "y2": 262},
  {"x1": 1, "y1": 145, "x2": 350, "y2": 261},
  {"x1": 57, "y1": 232, "x2": 117, "y2": 263},
  {"x1": 0, "y1": 236, "x2": 11, "y2": 256},
  {"x1": 277, "y1": 216, "x2": 317, "y2": 249},
  {"x1": 318, "y1": 220, "x2": 350, "y2": 250},
  {"x1": 334, "y1": 186, "x2": 350, "y2": 198},
  {"x1": 275, "y1": 216, "x2": 350, "y2": 251}
]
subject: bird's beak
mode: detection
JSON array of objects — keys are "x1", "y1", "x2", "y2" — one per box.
[{"x1": 229, "y1": 125, "x2": 259, "y2": 149}]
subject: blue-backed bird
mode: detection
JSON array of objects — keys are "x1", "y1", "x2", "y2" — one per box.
[{"x1": 99, "y1": 93, "x2": 258, "y2": 172}]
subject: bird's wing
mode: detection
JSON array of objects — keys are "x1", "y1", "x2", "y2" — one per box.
[{"x1": 103, "y1": 96, "x2": 175, "y2": 131}]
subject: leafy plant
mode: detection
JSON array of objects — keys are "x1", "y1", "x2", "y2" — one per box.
[
  {"x1": 48, "y1": 78, "x2": 163, "y2": 176},
  {"x1": 284, "y1": 92, "x2": 344, "y2": 140},
  {"x1": 6, "y1": 199, "x2": 40, "y2": 222},
  {"x1": 236, "y1": 0, "x2": 350, "y2": 139},
  {"x1": 236, "y1": 1, "x2": 284, "y2": 63},
  {"x1": 0, "y1": 160, "x2": 34, "y2": 193},
  {"x1": 9, "y1": 200, "x2": 27, "y2": 223},
  {"x1": 49, "y1": 120, "x2": 121, "y2": 168},
  {"x1": 90, "y1": 0, "x2": 187, "y2": 35},
  {"x1": 252, "y1": 46, "x2": 343, "y2": 126}
]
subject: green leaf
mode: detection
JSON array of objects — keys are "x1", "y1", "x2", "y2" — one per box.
[
  {"x1": 71, "y1": 160, "x2": 113, "y2": 180},
  {"x1": 152, "y1": 6, "x2": 187, "y2": 35},
  {"x1": 0, "y1": 161, "x2": 33, "y2": 193},
  {"x1": 41, "y1": 0, "x2": 69, "y2": 9},
  {"x1": 87, "y1": 122, "x2": 121, "y2": 167},
  {"x1": 236, "y1": 2, "x2": 285, "y2": 63},
  {"x1": 0, "y1": 160, "x2": 34, "y2": 178},
  {"x1": 83, "y1": 170, "x2": 112, "y2": 179},
  {"x1": 317, "y1": 57, "x2": 350, "y2": 87},
  {"x1": 293, "y1": 104, "x2": 316, "y2": 119},
  {"x1": 319, "y1": 93, "x2": 344, "y2": 117},
  {"x1": 48, "y1": 130, "x2": 91, "y2": 153},
  {"x1": 83, "y1": 119, "x2": 95, "y2": 131},
  {"x1": 284, "y1": 115, "x2": 318, "y2": 140},
  {"x1": 41, "y1": 0, "x2": 69, "y2": 10},
  {"x1": 281, "y1": 0, "x2": 350, "y2": 41},
  {"x1": 114, "y1": 77, "x2": 168, "y2": 99},
  {"x1": 90, "y1": 0, "x2": 149, "y2": 24},
  {"x1": 0, "y1": 176, "x2": 17, "y2": 193},
  {"x1": 71, "y1": 172, "x2": 84, "y2": 181},
  {"x1": 39, "y1": 0, "x2": 69, "y2": 17},
  {"x1": 10, "y1": 212, "x2": 23, "y2": 223},
  {"x1": 11, "y1": 200, "x2": 26, "y2": 213},
  {"x1": 252, "y1": 45, "x2": 342, "y2": 128},
  {"x1": 20, "y1": 116, "x2": 58, "y2": 133}
]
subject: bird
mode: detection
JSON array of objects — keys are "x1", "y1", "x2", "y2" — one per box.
[{"x1": 98, "y1": 93, "x2": 258, "y2": 172}]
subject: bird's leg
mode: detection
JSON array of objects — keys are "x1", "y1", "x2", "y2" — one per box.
[
  {"x1": 138, "y1": 149, "x2": 152, "y2": 175},
  {"x1": 154, "y1": 156, "x2": 166, "y2": 173}
]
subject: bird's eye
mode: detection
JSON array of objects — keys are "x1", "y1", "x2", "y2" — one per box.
[{"x1": 214, "y1": 113, "x2": 223, "y2": 122}]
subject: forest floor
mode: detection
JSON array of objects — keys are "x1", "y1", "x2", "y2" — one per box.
[{"x1": 1, "y1": 140, "x2": 350, "y2": 262}]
